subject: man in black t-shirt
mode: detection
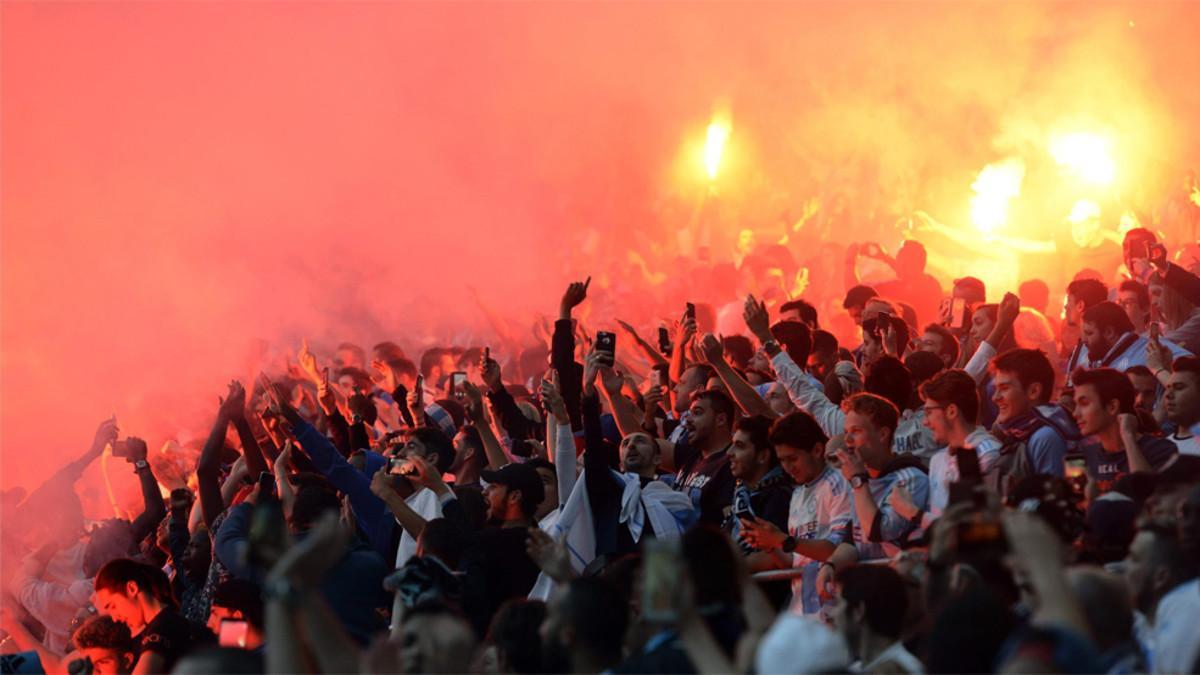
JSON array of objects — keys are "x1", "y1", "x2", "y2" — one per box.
[
  {"x1": 671, "y1": 389, "x2": 737, "y2": 526},
  {"x1": 92, "y1": 558, "x2": 212, "y2": 673}
]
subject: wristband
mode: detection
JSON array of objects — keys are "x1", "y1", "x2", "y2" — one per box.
[
  {"x1": 1155, "y1": 368, "x2": 1170, "y2": 379},
  {"x1": 781, "y1": 535, "x2": 797, "y2": 553},
  {"x1": 133, "y1": 459, "x2": 150, "y2": 473}
]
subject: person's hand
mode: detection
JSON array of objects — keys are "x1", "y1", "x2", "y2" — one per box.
[
  {"x1": 370, "y1": 359, "x2": 397, "y2": 393},
  {"x1": 615, "y1": 319, "x2": 642, "y2": 342},
  {"x1": 889, "y1": 483, "x2": 919, "y2": 520},
  {"x1": 697, "y1": 333, "x2": 724, "y2": 365},
  {"x1": 835, "y1": 446, "x2": 867, "y2": 481},
  {"x1": 315, "y1": 367, "x2": 337, "y2": 414},
  {"x1": 1146, "y1": 334, "x2": 1170, "y2": 374},
  {"x1": 525, "y1": 527, "x2": 573, "y2": 583},
  {"x1": 480, "y1": 349, "x2": 503, "y2": 392},
  {"x1": 679, "y1": 316, "x2": 698, "y2": 348},
  {"x1": 218, "y1": 380, "x2": 247, "y2": 421},
  {"x1": 598, "y1": 366, "x2": 624, "y2": 398},
  {"x1": 882, "y1": 321, "x2": 900, "y2": 357},
  {"x1": 407, "y1": 375, "x2": 426, "y2": 422},
  {"x1": 541, "y1": 370, "x2": 569, "y2": 425},
  {"x1": 815, "y1": 561, "x2": 837, "y2": 601},
  {"x1": 123, "y1": 436, "x2": 149, "y2": 463},
  {"x1": 369, "y1": 465, "x2": 398, "y2": 502},
  {"x1": 408, "y1": 455, "x2": 449, "y2": 495},
  {"x1": 90, "y1": 416, "x2": 120, "y2": 453},
  {"x1": 275, "y1": 439, "x2": 294, "y2": 477},
  {"x1": 169, "y1": 487, "x2": 194, "y2": 517},
  {"x1": 643, "y1": 385, "x2": 665, "y2": 416},
  {"x1": 743, "y1": 295, "x2": 773, "y2": 344},
  {"x1": 998, "y1": 292, "x2": 1021, "y2": 327},
  {"x1": 297, "y1": 338, "x2": 321, "y2": 383},
  {"x1": 582, "y1": 350, "x2": 604, "y2": 394},
  {"x1": 1001, "y1": 509, "x2": 1064, "y2": 571},
  {"x1": 560, "y1": 277, "x2": 591, "y2": 319},
  {"x1": 739, "y1": 516, "x2": 788, "y2": 551},
  {"x1": 937, "y1": 297, "x2": 952, "y2": 326},
  {"x1": 461, "y1": 380, "x2": 488, "y2": 423},
  {"x1": 1148, "y1": 242, "x2": 1169, "y2": 272},
  {"x1": 266, "y1": 511, "x2": 350, "y2": 589},
  {"x1": 228, "y1": 454, "x2": 249, "y2": 483},
  {"x1": 1117, "y1": 412, "x2": 1140, "y2": 440}
]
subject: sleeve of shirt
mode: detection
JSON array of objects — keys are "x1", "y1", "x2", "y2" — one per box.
[
  {"x1": 553, "y1": 319, "x2": 584, "y2": 431},
  {"x1": 771, "y1": 351, "x2": 845, "y2": 438},
  {"x1": 976, "y1": 440, "x2": 1002, "y2": 474},
  {"x1": 1142, "y1": 437, "x2": 1179, "y2": 470},
  {"x1": 214, "y1": 502, "x2": 253, "y2": 579},
  {"x1": 552, "y1": 419, "x2": 578, "y2": 509},
  {"x1": 15, "y1": 558, "x2": 76, "y2": 629},
  {"x1": 1027, "y1": 427, "x2": 1067, "y2": 476},
  {"x1": 293, "y1": 420, "x2": 389, "y2": 552},
  {"x1": 823, "y1": 481, "x2": 852, "y2": 546},
  {"x1": 869, "y1": 471, "x2": 928, "y2": 544},
  {"x1": 963, "y1": 341, "x2": 997, "y2": 385}
]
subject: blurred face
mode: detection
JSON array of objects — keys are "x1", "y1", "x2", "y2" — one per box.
[
  {"x1": 1128, "y1": 372, "x2": 1158, "y2": 415},
  {"x1": 748, "y1": 350, "x2": 772, "y2": 374},
  {"x1": 830, "y1": 586, "x2": 861, "y2": 648},
  {"x1": 685, "y1": 397, "x2": 723, "y2": 446},
  {"x1": 71, "y1": 648, "x2": 129, "y2": 675},
  {"x1": 919, "y1": 331, "x2": 949, "y2": 365},
  {"x1": 539, "y1": 593, "x2": 573, "y2": 673},
  {"x1": 764, "y1": 382, "x2": 795, "y2": 416},
  {"x1": 843, "y1": 410, "x2": 891, "y2": 469},
  {"x1": 775, "y1": 442, "x2": 824, "y2": 485},
  {"x1": 1148, "y1": 280, "x2": 1167, "y2": 320},
  {"x1": 450, "y1": 431, "x2": 476, "y2": 474},
  {"x1": 620, "y1": 432, "x2": 659, "y2": 474},
  {"x1": 335, "y1": 348, "x2": 363, "y2": 370},
  {"x1": 1064, "y1": 294, "x2": 1084, "y2": 326},
  {"x1": 1072, "y1": 383, "x2": 1117, "y2": 437},
  {"x1": 94, "y1": 587, "x2": 144, "y2": 633},
  {"x1": 860, "y1": 332, "x2": 883, "y2": 365},
  {"x1": 848, "y1": 305, "x2": 864, "y2": 326},
  {"x1": 1165, "y1": 371, "x2": 1200, "y2": 426},
  {"x1": 969, "y1": 310, "x2": 994, "y2": 345},
  {"x1": 1117, "y1": 291, "x2": 1148, "y2": 331},
  {"x1": 808, "y1": 349, "x2": 837, "y2": 380},
  {"x1": 992, "y1": 369, "x2": 1036, "y2": 423},
  {"x1": 535, "y1": 467, "x2": 558, "y2": 518},
  {"x1": 1081, "y1": 321, "x2": 1115, "y2": 360},
  {"x1": 181, "y1": 530, "x2": 211, "y2": 582},
  {"x1": 482, "y1": 483, "x2": 511, "y2": 522},
  {"x1": 727, "y1": 429, "x2": 768, "y2": 481},
  {"x1": 1124, "y1": 531, "x2": 1163, "y2": 616},
  {"x1": 674, "y1": 367, "x2": 706, "y2": 414},
  {"x1": 337, "y1": 374, "x2": 357, "y2": 398}
]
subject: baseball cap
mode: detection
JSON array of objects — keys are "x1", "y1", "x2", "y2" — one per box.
[{"x1": 481, "y1": 463, "x2": 545, "y2": 510}]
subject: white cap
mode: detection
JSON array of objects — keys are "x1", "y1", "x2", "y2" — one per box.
[{"x1": 756, "y1": 612, "x2": 851, "y2": 674}]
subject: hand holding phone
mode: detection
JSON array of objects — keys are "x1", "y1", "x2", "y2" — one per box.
[
  {"x1": 595, "y1": 331, "x2": 617, "y2": 368},
  {"x1": 450, "y1": 371, "x2": 467, "y2": 400},
  {"x1": 218, "y1": 619, "x2": 250, "y2": 648}
]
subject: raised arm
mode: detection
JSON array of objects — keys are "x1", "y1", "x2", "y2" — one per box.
[
  {"x1": 596, "y1": 361, "x2": 652, "y2": 439},
  {"x1": 226, "y1": 381, "x2": 269, "y2": 475},
  {"x1": 542, "y1": 370, "x2": 578, "y2": 509},
  {"x1": 462, "y1": 381, "x2": 510, "y2": 470},
  {"x1": 197, "y1": 387, "x2": 236, "y2": 529},
  {"x1": 124, "y1": 437, "x2": 166, "y2": 543},
  {"x1": 697, "y1": 333, "x2": 774, "y2": 418},
  {"x1": 963, "y1": 292, "x2": 1019, "y2": 383},
  {"x1": 615, "y1": 319, "x2": 670, "y2": 367},
  {"x1": 555, "y1": 279, "x2": 590, "y2": 430},
  {"x1": 482, "y1": 351, "x2": 534, "y2": 442}
]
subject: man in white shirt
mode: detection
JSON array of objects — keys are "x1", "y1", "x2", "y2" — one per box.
[
  {"x1": 1164, "y1": 357, "x2": 1200, "y2": 456},
  {"x1": 1074, "y1": 302, "x2": 1192, "y2": 377},
  {"x1": 918, "y1": 369, "x2": 1002, "y2": 516},
  {"x1": 832, "y1": 565, "x2": 925, "y2": 674},
  {"x1": 1125, "y1": 522, "x2": 1200, "y2": 673}
]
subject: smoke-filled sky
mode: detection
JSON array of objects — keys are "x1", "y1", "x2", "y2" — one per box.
[{"x1": 3, "y1": 1, "x2": 1199, "y2": 496}]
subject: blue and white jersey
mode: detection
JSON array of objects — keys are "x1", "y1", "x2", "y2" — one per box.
[
  {"x1": 849, "y1": 465, "x2": 929, "y2": 561},
  {"x1": 927, "y1": 427, "x2": 1002, "y2": 516},
  {"x1": 787, "y1": 465, "x2": 852, "y2": 615}
]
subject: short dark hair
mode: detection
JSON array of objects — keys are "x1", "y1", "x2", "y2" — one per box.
[
  {"x1": 864, "y1": 356, "x2": 912, "y2": 413},
  {"x1": 412, "y1": 426, "x2": 456, "y2": 474},
  {"x1": 1173, "y1": 356, "x2": 1200, "y2": 380},
  {"x1": 1083, "y1": 301, "x2": 1136, "y2": 336},
  {"x1": 694, "y1": 389, "x2": 736, "y2": 430},
  {"x1": 417, "y1": 518, "x2": 471, "y2": 569},
  {"x1": 559, "y1": 578, "x2": 628, "y2": 658},
  {"x1": 843, "y1": 285, "x2": 879, "y2": 310},
  {"x1": 458, "y1": 425, "x2": 485, "y2": 471},
  {"x1": 721, "y1": 335, "x2": 756, "y2": 370},
  {"x1": 842, "y1": 393, "x2": 900, "y2": 435},
  {"x1": 1067, "y1": 278, "x2": 1109, "y2": 310},
  {"x1": 768, "y1": 411, "x2": 828, "y2": 451},
  {"x1": 1118, "y1": 280, "x2": 1150, "y2": 310},
  {"x1": 836, "y1": 565, "x2": 908, "y2": 639},
  {"x1": 419, "y1": 348, "x2": 448, "y2": 378},
  {"x1": 735, "y1": 415, "x2": 775, "y2": 464},
  {"x1": 780, "y1": 299, "x2": 819, "y2": 328},
  {"x1": 905, "y1": 350, "x2": 946, "y2": 388},
  {"x1": 290, "y1": 485, "x2": 342, "y2": 532},
  {"x1": 72, "y1": 616, "x2": 133, "y2": 654},
  {"x1": 486, "y1": 599, "x2": 546, "y2": 675},
  {"x1": 94, "y1": 559, "x2": 174, "y2": 606},
  {"x1": 373, "y1": 341, "x2": 407, "y2": 360},
  {"x1": 336, "y1": 366, "x2": 373, "y2": 391},
  {"x1": 387, "y1": 357, "x2": 418, "y2": 382},
  {"x1": 525, "y1": 457, "x2": 556, "y2": 479},
  {"x1": 1073, "y1": 367, "x2": 1135, "y2": 415},
  {"x1": 991, "y1": 348, "x2": 1056, "y2": 404},
  {"x1": 770, "y1": 320, "x2": 812, "y2": 366},
  {"x1": 812, "y1": 330, "x2": 839, "y2": 355},
  {"x1": 922, "y1": 323, "x2": 960, "y2": 364},
  {"x1": 684, "y1": 363, "x2": 717, "y2": 388},
  {"x1": 212, "y1": 579, "x2": 265, "y2": 630},
  {"x1": 1126, "y1": 365, "x2": 1154, "y2": 379},
  {"x1": 919, "y1": 369, "x2": 980, "y2": 425}
]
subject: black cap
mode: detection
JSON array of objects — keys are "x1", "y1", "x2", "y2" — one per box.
[{"x1": 481, "y1": 463, "x2": 545, "y2": 512}]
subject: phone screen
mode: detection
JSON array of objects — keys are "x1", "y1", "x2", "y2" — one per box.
[
  {"x1": 657, "y1": 326, "x2": 672, "y2": 356},
  {"x1": 450, "y1": 371, "x2": 467, "y2": 399},
  {"x1": 641, "y1": 539, "x2": 684, "y2": 623},
  {"x1": 218, "y1": 619, "x2": 250, "y2": 648},
  {"x1": 950, "y1": 298, "x2": 967, "y2": 329},
  {"x1": 596, "y1": 331, "x2": 617, "y2": 367},
  {"x1": 685, "y1": 302, "x2": 696, "y2": 321}
]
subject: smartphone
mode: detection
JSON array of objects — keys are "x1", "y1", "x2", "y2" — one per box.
[
  {"x1": 450, "y1": 371, "x2": 467, "y2": 400},
  {"x1": 950, "y1": 297, "x2": 967, "y2": 329},
  {"x1": 685, "y1": 302, "x2": 696, "y2": 322},
  {"x1": 111, "y1": 440, "x2": 131, "y2": 459},
  {"x1": 658, "y1": 326, "x2": 672, "y2": 357},
  {"x1": 650, "y1": 364, "x2": 667, "y2": 389},
  {"x1": 1150, "y1": 322, "x2": 1161, "y2": 342},
  {"x1": 595, "y1": 331, "x2": 617, "y2": 368},
  {"x1": 953, "y1": 446, "x2": 982, "y2": 483},
  {"x1": 733, "y1": 490, "x2": 754, "y2": 520},
  {"x1": 257, "y1": 471, "x2": 277, "y2": 500},
  {"x1": 642, "y1": 538, "x2": 685, "y2": 623},
  {"x1": 218, "y1": 619, "x2": 250, "y2": 648}
]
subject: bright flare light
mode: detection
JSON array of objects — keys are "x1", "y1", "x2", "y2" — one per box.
[
  {"x1": 1068, "y1": 198, "x2": 1102, "y2": 224},
  {"x1": 969, "y1": 158, "x2": 1025, "y2": 233},
  {"x1": 703, "y1": 115, "x2": 731, "y2": 181},
  {"x1": 1049, "y1": 132, "x2": 1116, "y2": 186}
]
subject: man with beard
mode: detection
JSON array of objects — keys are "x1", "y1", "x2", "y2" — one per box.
[{"x1": 1124, "y1": 522, "x2": 1200, "y2": 673}]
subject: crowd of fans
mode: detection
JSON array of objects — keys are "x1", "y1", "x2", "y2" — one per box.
[{"x1": 2, "y1": 225, "x2": 1200, "y2": 674}]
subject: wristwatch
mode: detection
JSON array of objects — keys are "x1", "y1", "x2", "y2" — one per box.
[
  {"x1": 850, "y1": 472, "x2": 870, "y2": 489},
  {"x1": 781, "y1": 535, "x2": 797, "y2": 553},
  {"x1": 133, "y1": 459, "x2": 150, "y2": 473},
  {"x1": 761, "y1": 339, "x2": 782, "y2": 356}
]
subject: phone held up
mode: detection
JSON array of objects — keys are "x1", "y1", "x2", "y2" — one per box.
[
  {"x1": 450, "y1": 371, "x2": 468, "y2": 400},
  {"x1": 218, "y1": 619, "x2": 250, "y2": 648},
  {"x1": 595, "y1": 331, "x2": 617, "y2": 368}
]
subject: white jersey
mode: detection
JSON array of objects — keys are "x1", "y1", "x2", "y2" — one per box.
[
  {"x1": 927, "y1": 427, "x2": 1002, "y2": 516},
  {"x1": 787, "y1": 465, "x2": 852, "y2": 615},
  {"x1": 1167, "y1": 431, "x2": 1200, "y2": 457}
]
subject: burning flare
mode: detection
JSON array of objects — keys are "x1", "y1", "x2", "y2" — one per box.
[
  {"x1": 1049, "y1": 132, "x2": 1116, "y2": 186},
  {"x1": 1068, "y1": 198, "x2": 1102, "y2": 224},
  {"x1": 969, "y1": 158, "x2": 1025, "y2": 233},
  {"x1": 704, "y1": 114, "x2": 731, "y2": 181}
]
